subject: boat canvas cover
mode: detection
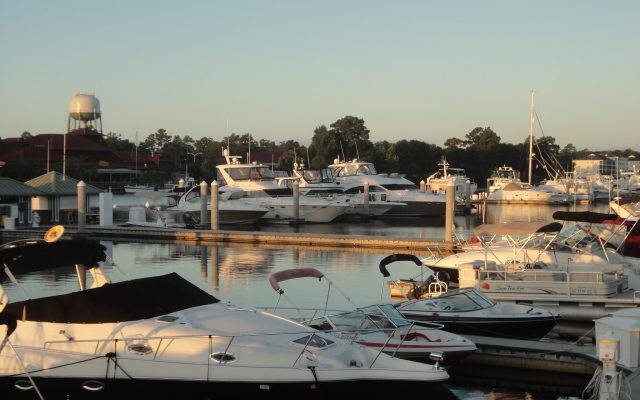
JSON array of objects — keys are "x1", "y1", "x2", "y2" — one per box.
[
  {"x1": 3, "y1": 273, "x2": 219, "y2": 323},
  {"x1": 0, "y1": 240, "x2": 107, "y2": 282},
  {"x1": 473, "y1": 222, "x2": 563, "y2": 236},
  {"x1": 552, "y1": 211, "x2": 619, "y2": 223},
  {"x1": 269, "y1": 268, "x2": 324, "y2": 293}
]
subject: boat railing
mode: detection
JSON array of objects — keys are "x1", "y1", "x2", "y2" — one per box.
[
  {"x1": 472, "y1": 266, "x2": 630, "y2": 297},
  {"x1": 42, "y1": 330, "x2": 377, "y2": 369}
]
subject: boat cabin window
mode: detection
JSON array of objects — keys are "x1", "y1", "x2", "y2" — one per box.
[
  {"x1": 343, "y1": 185, "x2": 386, "y2": 194},
  {"x1": 381, "y1": 184, "x2": 417, "y2": 191},
  {"x1": 223, "y1": 166, "x2": 275, "y2": 181}
]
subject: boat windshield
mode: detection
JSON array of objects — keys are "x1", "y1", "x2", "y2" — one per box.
[
  {"x1": 362, "y1": 304, "x2": 411, "y2": 327},
  {"x1": 301, "y1": 168, "x2": 335, "y2": 183},
  {"x1": 321, "y1": 311, "x2": 382, "y2": 332},
  {"x1": 224, "y1": 166, "x2": 275, "y2": 181},
  {"x1": 402, "y1": 288, "x2": 495, "y2": 312},
  {"x1": 333, "y1": 163, "x2": 377, "y2": 177}
]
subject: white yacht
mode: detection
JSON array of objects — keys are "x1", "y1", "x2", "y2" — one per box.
[
  {"x1": 485, "y1": 166, "x2": 568, "y2": 204},
  {"x1": 286, "y1": 162, "x2": 403, "y2": 217},
  {"x1": 0, "y1": 232, "x2": 450, "y2": 398},
  {"x1": 162, "y1": 185, "x2": 270, "y2": 225},
  {"x1": 216, "y1": 149, "x2": 350, "y2": 223},
  {"x1": 426, "y1": 158, "x2": 477, "y2": 200},
  {"x1": 329, "y1": 158, "x2": 447, "y2": 217}
]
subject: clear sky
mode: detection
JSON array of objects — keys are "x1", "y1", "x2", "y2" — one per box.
[{"x1": 1, "y1": 0, "x2": 638, "y2": 150}]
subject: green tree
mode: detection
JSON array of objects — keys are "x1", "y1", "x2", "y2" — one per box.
[
  {"x1": 330, "y1": 116, "x2": 371, "y2": 161},
  {"x1": 465, "y1": 127, "x2": 501, "y2": 151},
  {"x1": 308, "y1": 125, "x2": 339, "y2": 168}
]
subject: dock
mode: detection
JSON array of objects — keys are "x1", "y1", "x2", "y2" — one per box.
[{"x1": 0, "y1": 225, "x2": 460, "y2": 256}]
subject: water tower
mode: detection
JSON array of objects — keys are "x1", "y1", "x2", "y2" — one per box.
[{"x1": 67, "y1": 93, "x2": 102, "y2": 133}]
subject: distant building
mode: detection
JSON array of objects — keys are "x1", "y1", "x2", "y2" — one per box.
[
  {"x1": 573, "y1": 155, "x2": 632, "y2": 178},
  {"x1": 0, "y1": 177, "x2": 44, "y2": 227},
  {"x1": 0, "y1": 129, "x2": 160, "y2": 187}
]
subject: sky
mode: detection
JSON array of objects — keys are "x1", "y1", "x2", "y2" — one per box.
[{"x1": 1, "y1": 0, "x2": 638, "y2": 150}]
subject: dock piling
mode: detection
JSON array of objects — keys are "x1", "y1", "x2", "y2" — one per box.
[
  {"x1": 293, "y1": 181, "x2": 300, "y2": 221},
  {"x1": 364, "y1": 181, "x2": 370, "y2": 217},
  {"x1": 210, "y1": 180, "x2": 219, "y2": 230},
  {"x1": 77, "y1": 181, "x2": 86, "y2": 233},
  {"x1": 200, "y1": 181, "x2": 208, "y2": 227},
  {"x1": 445, "y1": 182, "x2": 455, "y2": 242}
]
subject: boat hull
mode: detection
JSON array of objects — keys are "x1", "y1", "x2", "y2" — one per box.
[
  {"x1": 0, "y1": 376, "x2": 454, "y2": 399},
  {"x1": 402, "y1": 314, "x2": 559, "y2": 340},
  {"x1": 384, "y1": 201, "x2": 446, "y2": 217}
]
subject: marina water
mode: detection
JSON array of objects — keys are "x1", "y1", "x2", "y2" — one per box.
[{"x1": 4, "y1": 202, "x2": 614, "y2": 399}]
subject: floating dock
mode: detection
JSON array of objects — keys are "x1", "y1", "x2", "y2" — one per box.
[{"x1": 0, "y1": 225, "x2": 459, "y2": 256}]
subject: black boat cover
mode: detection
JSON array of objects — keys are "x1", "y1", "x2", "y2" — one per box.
[
  {"x1": 552, "y1": 211, "x2": 619, "y2": 223},
  {"x1": 379, "y1": 254, "x2": 423, "y2": 277},
  {"x1": 0, "y1": 240, "x2": 106, "y2": 282},
  {"x1": 3, "y1": 273, "x2": 219, "y2": 323}
]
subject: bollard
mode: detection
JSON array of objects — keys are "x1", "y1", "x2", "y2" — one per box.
[
  {"x1": 445, "y1": 182, "x2": 455, "y2": 242},
  {"x1": 293, "y1": 181, "x2": 300, "y2": 221},
  {"x1": 420, "y1": 180, "x2": 426, "y2": 192},
  {"x1": 200, "y1": 181, "x2": 208, "y2": 227},
  {"x1": 363, "y1": 181, "x2": 370, "y2": 217},
  {"x1": 210, "y1": 180, "x2": 219, "y2": 230},
  {"x1": 464, "y1": 180, "x2": 472, "y2": 214},
  {"x1": 99, "y1": 192, "x2": 113, "y2": 226},
  {"x1": 77, "y1": 181, "x2": 86, "y2": 233}
]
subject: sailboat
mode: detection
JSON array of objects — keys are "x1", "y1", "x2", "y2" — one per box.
[{"x1": 485, "y1": 92, "x2": 568, "y2": 205}]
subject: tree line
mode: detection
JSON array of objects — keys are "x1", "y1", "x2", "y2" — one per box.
[{"x1": 4, "y1": 116, "x2": 638, "y2": 187}]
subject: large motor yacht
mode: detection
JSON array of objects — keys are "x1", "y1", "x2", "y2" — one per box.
[
  {"x1": 215, "y1": 149, "x2": 349, "y2": 223},
  {"x1": 328, "y1": 158, "x2": 446, "y2": 217}
]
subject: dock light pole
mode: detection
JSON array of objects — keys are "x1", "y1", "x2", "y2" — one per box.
[
  {"x1": 200, "y1": 181, "x2": 208, "y2": 227},
  {"x1": 77, "y1": 181, "x2": 86, "y2": 233},
  {"x1": 210, "y1": 180, "x2": 219, "y2": 230},
  {"x1": 445, "y1": 182, "x2": 455, "y2": 242}
]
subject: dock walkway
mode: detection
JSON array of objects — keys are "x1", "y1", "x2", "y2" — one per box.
[{"x1": 1, "y1": 225, "x2": 459, "y2": 255}]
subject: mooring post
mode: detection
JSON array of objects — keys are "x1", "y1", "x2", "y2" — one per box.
[
  {"x1": 363, "y1": 181, "x2": 370, "y2": 217},
  {"x1": 200, "y1": 181, "x2": 208, "y2": 227},
  {"x1": 420, "y1": 180, "x2": 426, "y2": 192},
  {"x1": 99, "y1": 192, "x2": 113, "y2": 226},
  {"x1": 210, "y1": 180, "x2": 219, "y2": 230},
  {"x1": 77, "y1": 181, "x2": 86, "y2": 233},
  {"x1": 445, "y1": 182, "x2": 455, "y2": 242},
  {"x1": 293, "y1": 180, "x2": 300, "y2": 221}
]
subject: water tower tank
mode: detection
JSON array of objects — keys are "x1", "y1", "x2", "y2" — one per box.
[{"x1": 69, "y1": 94, "x2": 101, "y2": 121}]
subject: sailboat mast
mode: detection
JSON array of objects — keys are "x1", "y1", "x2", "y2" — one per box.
[{"x1": 528, "y1": 90, "x2": 536, "y2": 185}]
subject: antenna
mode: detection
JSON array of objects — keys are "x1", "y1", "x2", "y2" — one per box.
[
  {"x1": 355, "y1": 140, "x2": 360, "y2": 160},
  {"x1": 528, "y1": 90, "x2": 535, "y2": 185},
  {"x1": 339, "y1": 141, "x2": 346, "y2": 162},
  {"x1": 306, "y1": 147, "x2": 311, "y2": 167}
]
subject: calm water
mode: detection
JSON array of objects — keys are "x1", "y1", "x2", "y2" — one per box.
[{"x1": 5, "y1": 203, "x2": 613, "y2": 399}]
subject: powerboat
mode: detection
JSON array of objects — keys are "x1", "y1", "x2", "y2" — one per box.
[
  {"x1": 163, "y1": 185, "x2": 270, "y2": 225},
  {"x1": 0, "y1": 229, "x2": 450, "y2": 398},
  {"x1": 216, "y1": 149, "x2": 350, "y2": 223},
  {"x1": 267, "y1": 268, "x2": 477, "y2": 367},
  {"x1": 485, "y1": 166, "x2": 568, "y2": 205},
  {"x1": 286, "y1": 162, "x2": 404, "y2": 217},
  {"x1": 329, "y1": 158, "x2": 447, "y2": 217},
  {"x1": 420, "y1": 220, "x2": 640, "y2": 321},
  {"x1": 426, "y1": 158, "x2": 477, "y2": 200},
  {"x1": 378, "y1": 254, "x2": 559, "y2": 340}
]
